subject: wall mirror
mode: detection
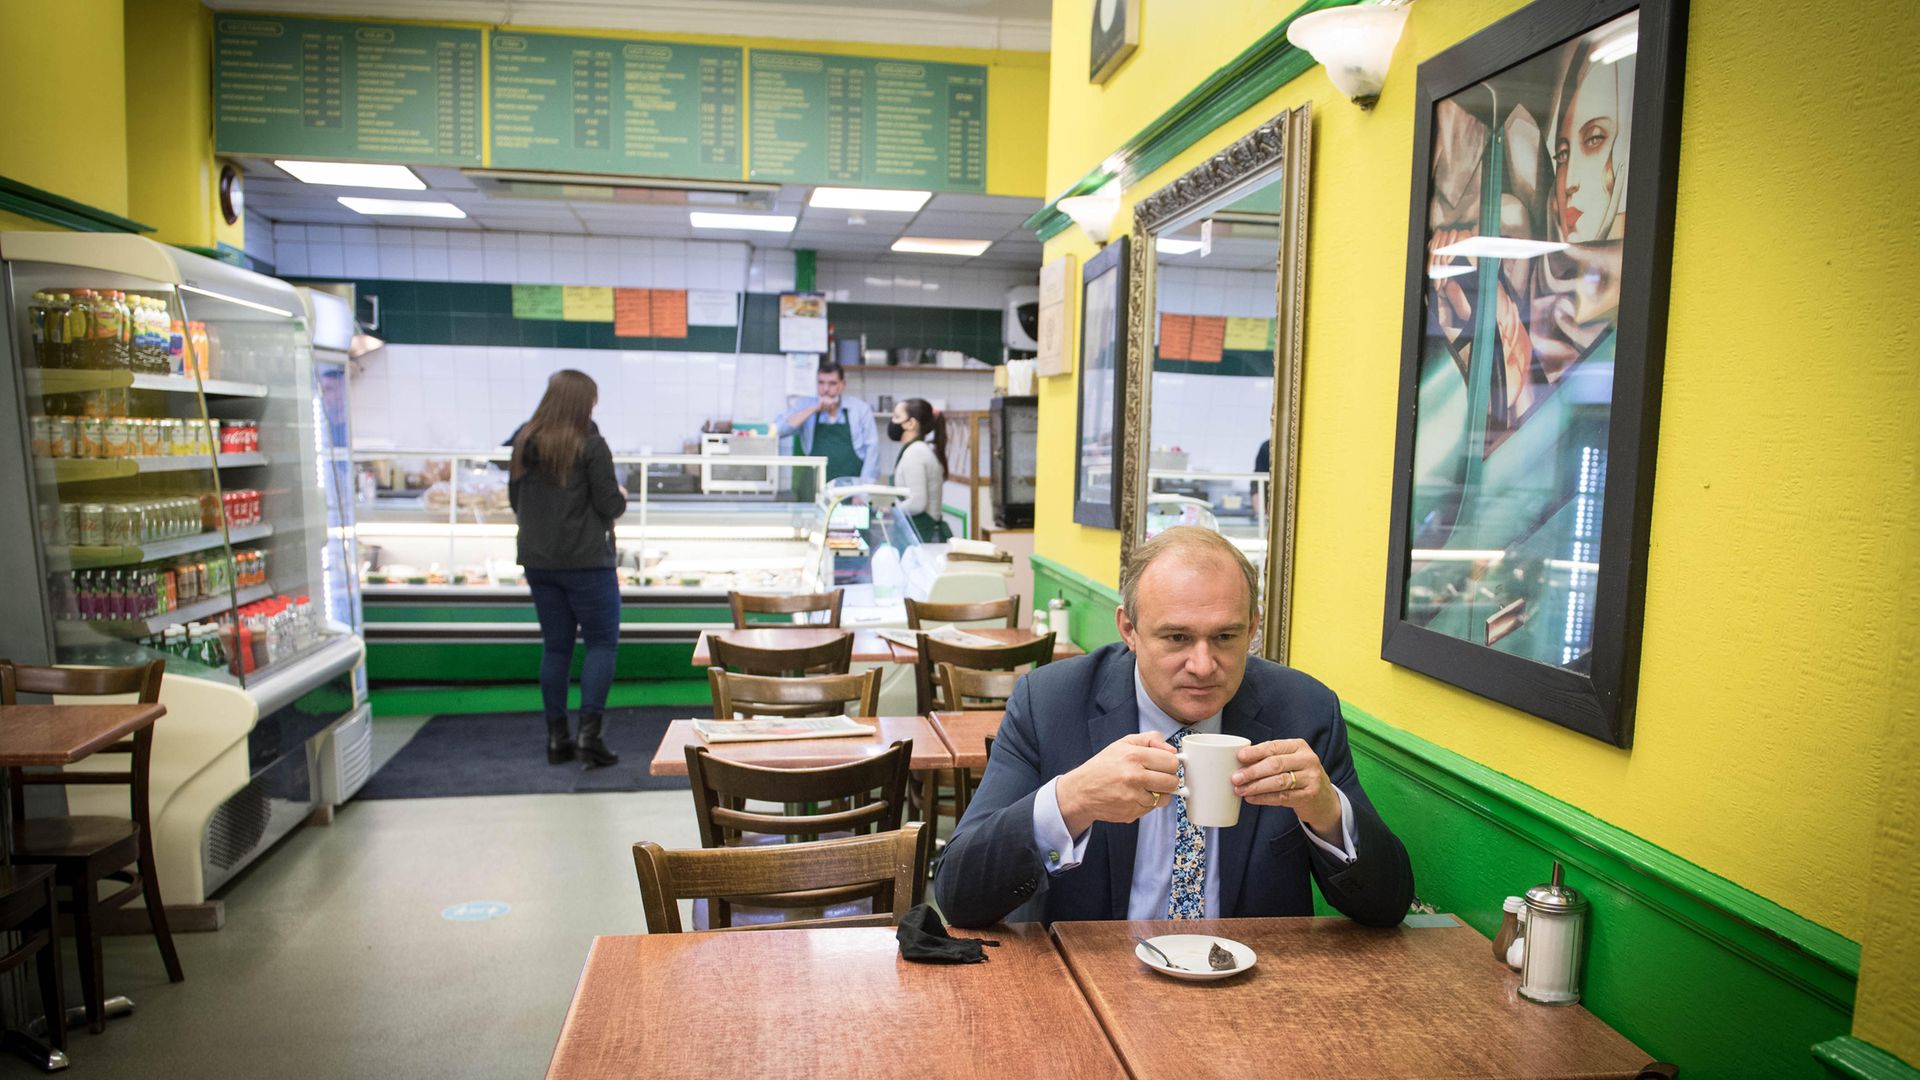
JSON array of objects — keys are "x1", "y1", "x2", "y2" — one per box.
[{"x1": 1121, "y1": 104, "x2": 1312, "y2": 661}]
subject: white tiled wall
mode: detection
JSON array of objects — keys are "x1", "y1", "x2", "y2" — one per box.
[
  {"x1": 1148, "y1": 375, "x2": 1275, "y2": 474},
  {"x1": 814, "y1": 258, "x2": 1035, "y2": 310},
  {"x1": 1156, "y1": 266, "x2": 1278, "y2": 319}
]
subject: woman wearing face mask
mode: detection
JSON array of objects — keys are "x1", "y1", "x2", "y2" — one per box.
[
  {"x1": 509, "y1": 369, "x2": 627, "y2": 768},
  {"x1": 887, "y1": 397, "x2": 951, "y2": 543}
]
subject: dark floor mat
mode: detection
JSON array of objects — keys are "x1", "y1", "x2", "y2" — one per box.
[{"x1": 357, "y1": 707, "x2": 693, "y2": 799}]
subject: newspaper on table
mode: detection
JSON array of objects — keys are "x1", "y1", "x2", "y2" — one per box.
[
  {"x1": 875, "y1": 625, "x2": 999, "y2": 651},
  {"x1": 691, "y1": 716, "x2": 875, "y2": 744}
]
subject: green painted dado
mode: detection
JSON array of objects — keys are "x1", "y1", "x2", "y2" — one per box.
[
  {"x1": 370, "y1": 679, "x2": 709, "y2": 718},
  {"x1": 363, "y1": 603, "x2": 730, "y2": 624},
  {"x1": 366, "y1": 641, "x2": 696, "y2": 684},
  {"x1": 1031, "y1": 552, "x2": 1123, "y2": 651},
  {"x1": 1814, "y1": 1037, "x2": 1920, "y2": 1080}
]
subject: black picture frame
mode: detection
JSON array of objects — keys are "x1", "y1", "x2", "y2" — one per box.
[
  {"x1": 1381, "y1": 0, "x2": 1688, "y2": 748},
  {"x1": 1073, "y1": 236, "x2": 1129, "y2": 529}
]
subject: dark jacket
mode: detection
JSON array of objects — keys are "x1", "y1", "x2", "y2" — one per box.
[
  {"x1": 507, "y1": 423, "x2": 626, "y2": 570},
  {"x1": 933, "y1": 643, "x2": 1414, "y2": 929}
]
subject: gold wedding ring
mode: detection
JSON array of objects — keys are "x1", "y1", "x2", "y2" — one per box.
[
  {"x1": 1148, "y1": 790, "x2": 1161, "y2": 806},
  {"x1": 1283, "y1": 770, "x2": 1297, "y2": 791}
]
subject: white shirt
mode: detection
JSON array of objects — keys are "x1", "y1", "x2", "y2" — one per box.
[{"x1": 1030, "y1": 667, "x2": 1357, "y2": 918}]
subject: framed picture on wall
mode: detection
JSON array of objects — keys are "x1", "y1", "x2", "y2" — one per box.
[
  {"x1": 1381, "y1": 0, "x2": 1688, "y2": 747},
  {"x1": 1089, "y1": 0, "x2": 1141, "y2": 84},
  {"x1": 1073, "y1": 236, "x2": 1129, "y2": 529}
]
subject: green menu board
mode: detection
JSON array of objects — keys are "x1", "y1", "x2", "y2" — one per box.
[
  {"x1": 489, "y1": 33, "x2": 743, "y2": 180},
  {"x1": 749, "y1": 51, "x2": 986, "y2": 193},
  {"x1": 213, "y1": 16, "x2": 481, "y2": 165}
]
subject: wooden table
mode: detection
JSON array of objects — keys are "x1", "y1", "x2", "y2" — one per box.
[
  {"x1": 545, "y1": 925, "x2": 1126, "y2": 1079},
  {"x1": 1050, "y1": 917, "x2": 1655, "y2": 1079},
  {"x1": 929, "y1": 710, "x2": 1004, "y2": 769},
  {"x1": 882, "y1": 626, "x2": 1084, "y2": 664},
  {"x1": 690, "y1": 627, "x2": 894, "y2": 668},
  {"x1": 0, "y1": 704, "x2": 167, "y2": 768},
  {"x1": 648, "y1": 717, "x2": 953, "y2": 776}
]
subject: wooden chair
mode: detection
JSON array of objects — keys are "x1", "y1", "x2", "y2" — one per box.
[
  {"x1": 685, "y1": 741, "x2": 912, "y2": 928},
  {"x1": 905, "y1": 595, "x2": 1019, "y2": 630},
  {"x1": 708, "y1": 668, "x2": 880, "y2": 720},
  {"x1": 0, "y1": 659, "x2": 182, "y2": 1033},
  {"x1": 0, "y1": 667, "x2": 66, "y2": 1055},
  {"x1": 913, "y1": 635, "x2": 1052, "y2": 826},
  {"x1": 633, "y1": 824, "x2": 926, "y2": 934},
  {"x1": 709, "y1": 631, "x2": 853, "y2": 677},
  {"x1": 729, "y1": 589, "x2": 844, "y2": 629},
  {"x1": 936, "y1": 663, "x2": 1021, "y2": 711}
]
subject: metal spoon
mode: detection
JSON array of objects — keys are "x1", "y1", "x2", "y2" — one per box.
[{"x1": 1133, "y1": 936, "x2": 1187, "y2": 971}]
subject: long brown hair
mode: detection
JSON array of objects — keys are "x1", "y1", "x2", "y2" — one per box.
[
  {"x1": 900, "y1": 397, "x2": 947, "y2": 475},
  {"x1": 511, "y1": 370, "x2": 597, "y2": 486}
]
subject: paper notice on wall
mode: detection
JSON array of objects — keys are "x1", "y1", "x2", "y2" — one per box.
[
  {"x1": 779, "y1": 292, "x2": 828, "y2": 354},
  {"x1": 1159, "y1": 313, "x2": 1194, "y2": 360},
  {"x1": 785, "y1": 353, "x2": 820, "y2": 396},
  {"x1": 1188, "y1": 316, "x2": 1226, "y2": 362},
  {"x1": 562, "y1": 286, "x2": 614, "y2": 322},
  {"x1": 511, "y1": 284, "x2": 564, "y2": 320},
  {"x1": 649, "y1": 289, "x2": 689, "y2": 339},
  {"x1": 1037, "y1": 254, "x2": 1076, "y2": 377},
  {"x1": 687, "y1": 290, "x2": 738, "y2": 326},
  {"x1": 614, "y1": 288, "x2": 652, "y2": 337},
  {"x1": 1224, "y1": 317, "x2": 1273, "y2": 352}
]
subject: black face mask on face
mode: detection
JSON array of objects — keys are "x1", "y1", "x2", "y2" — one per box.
[{"x1": 887, "y1": 420, "x2": 906, "y2": 442}]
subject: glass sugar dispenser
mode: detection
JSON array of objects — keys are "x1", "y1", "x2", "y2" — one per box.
[{"x1": 1519, "y1": 861, "x2": 1588, "y2": 1005}]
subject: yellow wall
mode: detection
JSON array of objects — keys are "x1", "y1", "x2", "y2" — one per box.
[
  {"x1": 1035, "y1": 0, "x2": 1920, "y2": 947},
  {"x1": 0, "y1": 0, "x2": 129, "y2": 220},
  {"x1": 1854, "y1": 610, "x2": 1920, "y2": 1064},
  {"x1": 125, "y1": 0, "x2": 238, "y2": 250}
]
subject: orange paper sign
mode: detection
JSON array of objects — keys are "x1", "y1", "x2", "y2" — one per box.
[
  {"x1": 1188, "y1": 316, "x2": 1226, "y2": 363},
  {"x1": 650, "y1": 289, "x2": 688, "y2": 339},
  {"x1": 1159, "y1": 313, "x2": 1194, "y2": 361},
  {"x1": 614, "y1": 288, "x2": 652, "y2": 337}
]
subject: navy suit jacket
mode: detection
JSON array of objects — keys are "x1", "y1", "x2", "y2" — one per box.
[{"x1": 934, "y1": 643, "x2": 1414, "y2": 929}]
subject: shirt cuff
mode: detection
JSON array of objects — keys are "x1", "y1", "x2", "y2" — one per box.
[
  {"x1": 1031, "y1": 777, "x2": 1092, "y2": 874},
  {"x1": 1302, "y1": 787, "x2": 1359, "y2": 864}
]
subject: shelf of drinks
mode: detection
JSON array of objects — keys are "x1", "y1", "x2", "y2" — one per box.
[
  {"x1": 48, "y1": 522, "x2": 275, "y2": 571},
  {"x1": 242, "y1": 630, "x2": 352, "y2": 687},
  {"x1": 50, "y1": 583, "x2": 276, "y2": 646},
  {"x1": 41, "y1": 452, "x2": 271, "y2": 483},
  {"x1": 24, "y1": 368, "x2": 270, "y2": 400}
]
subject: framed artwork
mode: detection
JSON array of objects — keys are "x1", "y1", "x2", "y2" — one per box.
[
  {"x1": 1073, "y1": 236, "x2": 1129, "y2": 529},
  {"x1": 1090, "y1": 0, "x2": 1141, "y2": 84},
  {"x1": 1382, "y1": 0, "x2": 1688, "y2": 747}
]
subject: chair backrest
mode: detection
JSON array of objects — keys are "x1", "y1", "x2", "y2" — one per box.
[
  {"x1": 937, "y1": 663, "x2": 1022, "y2": 711},
  {"x1": 905, "y1": 595, "x2": 1020, "y2": 630},
  {"x1": 708, "y1": 667, "x2": 880, "y2": 720},
  {"x1": 729, "y1": 590, "x2": 844, "y2": 629},
  {"x1": 915, "y1": 633, "x2": 1055, "y2": 713},
  {"x1": 0, "y1": 659, "x2": 166, "y2": 832},
  {"x1": 709, "y1": 632, "x2": 853, "y2": 677},
  {"x1": 685, "y1": 741, "x2": 911, "y2": 847},
  {"x1": 632, "y1": 824, "x2": 926, "y2": 934}
]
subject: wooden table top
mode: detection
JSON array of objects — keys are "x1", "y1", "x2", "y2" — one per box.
[
  {"x1": 883, "y1": 626, "x2": 1084, "y2": 664},
  {"x1": 1050, "y1": 917, "x2": 1653, "y2": 1080},
  {"x1": 546, "y1": 925, "x2": 1126, "y2": 1080},
  {"x1": 691, "y1": 627, "x2": 894, "y2": 668},
  {"x1": 649, "y1": 716, "x2": 954, "y2": 776},
  {"x1": 929, "y1": 710, "x2": 1004, "y2": 769},
  {"x1": 0, "y1": 703, "x2": 166, "y2": 766}
]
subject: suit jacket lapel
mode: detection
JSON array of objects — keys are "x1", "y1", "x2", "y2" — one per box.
[
  {"x1": 1088, "y1": 651, "x2": 1140, "y2": 919},
  {"x1": 1216, "y1": 684, "x2": 1276, "y2": 917}
]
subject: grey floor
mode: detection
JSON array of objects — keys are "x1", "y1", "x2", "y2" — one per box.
[{"x1": 0, "y1": 715, "x2": 703, "y2": 1079}]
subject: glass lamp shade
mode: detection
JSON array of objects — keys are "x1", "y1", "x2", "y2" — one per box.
[
  {"x1": 1057, "y1": 188, "x2": 1122, "y2": 246},
  {"x1": 1287, "y1": 2, "x2": 1411, "y2": 109}
]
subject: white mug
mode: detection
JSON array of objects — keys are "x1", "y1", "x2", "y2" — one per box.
[{"x1": 1172, "y1": 733, "x2": 1251, "y2": 828}]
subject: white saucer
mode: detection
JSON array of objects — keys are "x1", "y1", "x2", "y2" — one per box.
[{"x1": 1134, "y1": 934, "x2": 1257, "y2": 981}]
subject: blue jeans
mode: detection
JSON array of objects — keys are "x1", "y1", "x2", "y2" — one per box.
[{"x1": 525, "y1": 567, "x2": 620, "y2": 719}]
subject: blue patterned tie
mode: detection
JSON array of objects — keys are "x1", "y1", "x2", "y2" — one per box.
[{"x1": 1167, "y1": 726, "x2": 1206, "y2": 919}]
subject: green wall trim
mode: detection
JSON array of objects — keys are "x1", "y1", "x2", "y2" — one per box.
[
  {"x1": 1814, "y1": 1038, "x2": 1920, "y2": 1080},
  {"x1": 1031, "y1": 552, "x2": 1123, "y2": 651},
  {"x1": 0, "y1": 175, "x2": 154, "y2": 235},
  {"x1": 370, "y1": 679, "x2": 710, "y2": 718},
  {"x1": 1023, "y1": 0, "x2": 1353, "y2": 241},
  {"x1": 1030, "y1": 552, "x2": 1119, "y2": 603}
]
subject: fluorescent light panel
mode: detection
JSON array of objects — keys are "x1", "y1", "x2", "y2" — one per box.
[
  {"x1": 338, "y1": 197, "x2": 467, "y2": 218},
  {"x1": 689, "y1": 211, "x2": 798, "y2": 232},
  {"x1": 1156, "y1": 238, "x2": 1204, "y2": 255},
  {"x1": 278, "y1": 160, "x2": 425, "y2": 189},
  {"x1": 1433, "y1": 236, "x2": 1567, "y2": 260},
  {"x1": 891, "y1": 237, "x2": 992, "y2": 257},
  {"x1": 809, "y1": 187, "x2": 931, "y2": 212}
]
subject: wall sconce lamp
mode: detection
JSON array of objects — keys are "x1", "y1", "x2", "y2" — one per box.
[
  {"x1": 1056, "y1": 182, "x2": 1122, "y2": 246},
  {"x1": 1287, "y1": 1, "x2": 1411, "y2": 109}
]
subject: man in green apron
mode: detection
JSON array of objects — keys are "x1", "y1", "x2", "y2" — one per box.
[{"x1": 779, "y1": 359, "x2": 878, "y2": 501}]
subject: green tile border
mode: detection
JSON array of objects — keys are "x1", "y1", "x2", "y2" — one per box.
[{"x1": 1815, "y1": 1038, "x2": 1920, "y2": 1080}]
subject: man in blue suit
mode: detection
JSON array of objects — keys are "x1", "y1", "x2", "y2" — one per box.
[{"x1": 935, "y1": 527, "x2": 1413, "y2": 928}]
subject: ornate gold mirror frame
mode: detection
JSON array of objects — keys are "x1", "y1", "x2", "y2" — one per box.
[{"x1": 1119, "y1": 103, "x2": 1312, "y2": 663}]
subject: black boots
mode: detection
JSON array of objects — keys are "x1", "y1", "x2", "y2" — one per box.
[
  {"x1": 576, "y1": 711, "x2": 619, "y2": 768},
  {"x1": 546, "y1": 715, "x2": 575, "y2": 765}
]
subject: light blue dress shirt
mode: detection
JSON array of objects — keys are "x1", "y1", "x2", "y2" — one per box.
[
  {"x1": 777, "y1": 394, "x2": 879, "y2": 481},
  {"x1": 1032, "y1": 667, "x2": 1358, "y2": 919}
]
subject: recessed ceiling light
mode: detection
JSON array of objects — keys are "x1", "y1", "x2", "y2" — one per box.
[
  {"x1": 689, "y1": 211, "x2": 798, "y2": 233},
  {"x1": 1155, "y1": 238, "x2": 1204, "y2": 255},
  {"x1": 338, "y1": 197, "x2": 467, "y2": 218},
  {"x1": 1433, "y1": 236, "x2": 1567, "y2": 260},
  {"x1": 809, "y1": 187, "x2": 932, "y2": 213},
  {"x1": 279, "y1": 160, "x2": 425, "y2": 189},
  {"x1": 891, "y1": 237, "x2": 992, "y2": 257}
]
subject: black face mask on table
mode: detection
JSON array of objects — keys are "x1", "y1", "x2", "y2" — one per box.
[{"x1": 887, "y1": 420, "x2": 905, "y2": 441}]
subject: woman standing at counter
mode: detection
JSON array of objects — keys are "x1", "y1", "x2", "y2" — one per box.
[
  {"x1": 509, "y1": 370, "x2": 626, "y2": 768},
  {"x1": 889, "y1": 398, "x2": 950, "y2": 543}
]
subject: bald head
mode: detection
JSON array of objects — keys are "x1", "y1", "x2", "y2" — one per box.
[{"x1": 1120, "y1": 526, "x2": 1260, "y2": 626}]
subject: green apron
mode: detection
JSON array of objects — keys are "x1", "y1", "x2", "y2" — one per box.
[{"x1": 794, "y1": 415, "x2": 864, "y2": 502}]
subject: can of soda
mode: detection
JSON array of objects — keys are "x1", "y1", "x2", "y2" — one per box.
[
  {"x1": 138, "y1": 418, "x2": 166, "y2": 457},
  {"x1": 51, "y1": 416, "x2": 76, "y2": 459},
  {"x1": 77, "y1": 504, "x2": 108, "y2": 547},
  {"x1": 75, "y1": 416, "x2": 104, "y2": 459}
]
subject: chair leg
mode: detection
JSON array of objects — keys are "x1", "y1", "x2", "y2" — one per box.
[
  {"x1": 138, "y1": 846, "x2": 184, "y2": 983},
  {"x1": 36, "y1": 877, "x2": 65, "y2": 1053},
  {"x1": 71, "y1": 886, "x2": 104, "y2": 1035}
]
